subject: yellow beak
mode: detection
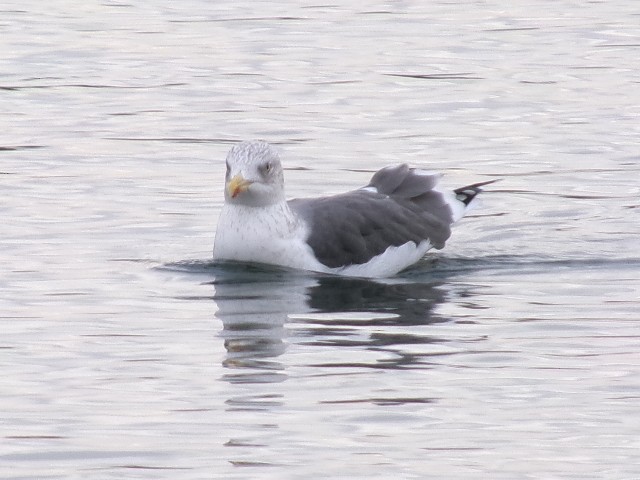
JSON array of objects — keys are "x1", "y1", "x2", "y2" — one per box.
[{"x1": 227, "y1": 174, "x2": 253, "y2": 198}]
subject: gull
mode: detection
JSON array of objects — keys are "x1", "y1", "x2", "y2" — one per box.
[{"x1": 213, "y1": 141, "x2": 493, "y2": 278}]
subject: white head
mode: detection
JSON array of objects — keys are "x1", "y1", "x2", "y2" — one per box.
[{"x1": 223, "y1": 141, "x2": 285, "y2": 207}]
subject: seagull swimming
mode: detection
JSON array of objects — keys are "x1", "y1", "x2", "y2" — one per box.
[{"x1": 213, "y1": 141, "x2": 493, "y2": 278}]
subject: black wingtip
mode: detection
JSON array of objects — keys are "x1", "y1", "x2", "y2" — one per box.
[{"x1": 454, "y1": 179, "x2": 499, "y2": 206}]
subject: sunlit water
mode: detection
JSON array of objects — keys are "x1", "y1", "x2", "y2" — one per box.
[{"x1": 2, "y1": 1, "x2": 639, "y2": 479}]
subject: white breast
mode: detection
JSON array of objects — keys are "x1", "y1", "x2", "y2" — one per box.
[{"x1": 213, "y1": 202, "x2": 327, "y2": 272}]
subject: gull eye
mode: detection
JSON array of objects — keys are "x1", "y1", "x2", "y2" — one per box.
[{"x1": 260, "y1": 161, "x2": 272, "y2": 175}]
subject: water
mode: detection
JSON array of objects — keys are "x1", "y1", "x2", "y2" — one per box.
[{"x1": 2, "y1": 1, "x2": 639, "y2": 478}]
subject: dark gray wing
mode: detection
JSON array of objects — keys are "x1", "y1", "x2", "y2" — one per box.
[
  {"x1": 289, "y1": 164, "x2": 456, "y2": 269},
  {"x1": 290, "y1": 191, "x2": 451, "y2": 268}
]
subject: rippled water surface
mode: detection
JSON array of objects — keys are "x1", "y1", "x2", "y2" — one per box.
[{"x1": 2, "y1": 1, "x2": 639, "y2": 479}]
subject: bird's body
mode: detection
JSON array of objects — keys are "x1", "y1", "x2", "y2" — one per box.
[{"x1": 213, "y1": 141, "x2": 492, "y2": 278}]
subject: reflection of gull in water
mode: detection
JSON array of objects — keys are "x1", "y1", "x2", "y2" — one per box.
[
  {"x1": 213, "y1": 266, "x2": 313, "y2": 385},
  {"x1": 209, "y1": 263, "x2": 451, "y2": 384}
]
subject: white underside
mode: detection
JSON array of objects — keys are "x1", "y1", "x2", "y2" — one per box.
[
  {"x1": 213, "y1": 202, "x2": 436, "y2": 278},
  {"x1": 328, "y1": 240, "x2": 433, "y2": 278}
]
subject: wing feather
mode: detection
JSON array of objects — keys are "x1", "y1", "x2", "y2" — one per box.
[{"x1": 290, "y1": 190, "x2": 450, "y2": 268}]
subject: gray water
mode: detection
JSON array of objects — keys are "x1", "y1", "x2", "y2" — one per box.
[{"x1": 2, "y1": 1, "x2": 639, "y2": 479}]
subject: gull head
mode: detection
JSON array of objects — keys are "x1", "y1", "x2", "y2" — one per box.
[{"x1": 223, "y1": 141, "x2": 285, "y2": 207}]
